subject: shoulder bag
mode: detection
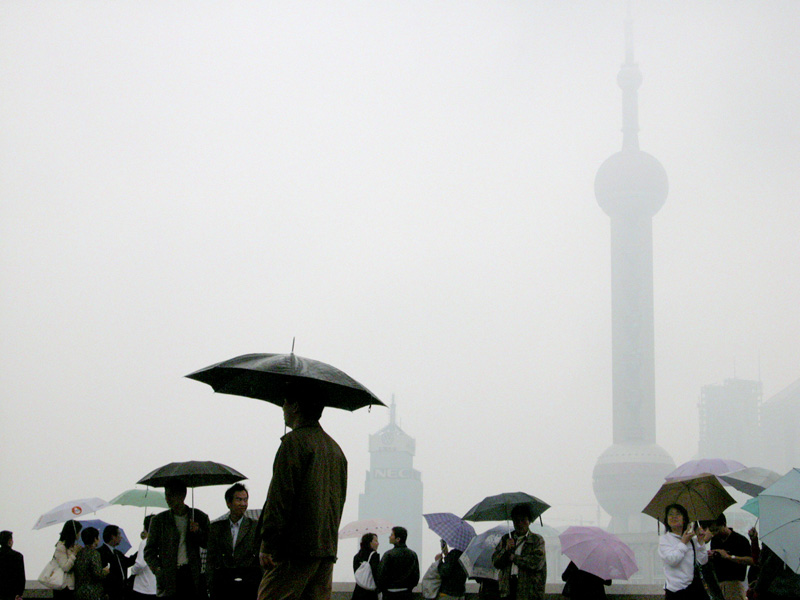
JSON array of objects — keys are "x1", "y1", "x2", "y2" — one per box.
[
  {"x1": 355, "y1": 551, "x2": 378, "y2": 591},
  {"x1": 38, "y1": 555, "x2": 67, "y2": 590}
]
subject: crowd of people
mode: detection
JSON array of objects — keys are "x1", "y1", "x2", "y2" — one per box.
[{"x1": 3, "y1": 389, "x2": 797, "y2": 600}]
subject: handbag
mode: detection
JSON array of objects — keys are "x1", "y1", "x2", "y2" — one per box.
[
  {"x1": 355, "y1": 551, "x2": 378, "y2": 591},
  {"x1": 38, "y1": 556, "x2": 67, "y2": 590},
  {"x1": 421, "y1": 559, "x2": 442, "y2": 600},
  {"x1": 692, "y1": 542, "x2": 724, "y2": 600}
]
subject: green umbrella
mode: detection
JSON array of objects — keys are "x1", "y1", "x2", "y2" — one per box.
[
  {"x1": 742, "y1": 497, "x2": 760, "y2": 518},
  {"x1": 110, "y1": 489, "x2": 168, "y2": 509}
]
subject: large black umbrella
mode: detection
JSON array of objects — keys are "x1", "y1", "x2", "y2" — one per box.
[
  {"x1": 137, "y1": 460, "x2": 246, "y2": 489},
  {"x1": 463, "y1": 492, "x2": 550, "y2": 523},
  {"x1": 186, "y1": 352, "x2": 385, "y2": 411}
]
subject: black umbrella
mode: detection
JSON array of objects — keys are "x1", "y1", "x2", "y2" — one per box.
[
  {"x1": 463, "y1": 492, "x2": 550, "y2": 523},
  {"x1": 186, "y1": 352, "x2": 385, "y2": 411},
  {"x1": 137, "y1": 460, "x2": 246, "y2": 489}
]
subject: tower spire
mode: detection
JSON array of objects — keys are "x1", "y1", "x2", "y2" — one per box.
[{"x1": 619, "y1": 7, "x2": 641, "y2": 151}]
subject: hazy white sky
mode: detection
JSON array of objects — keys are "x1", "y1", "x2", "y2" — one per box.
[{"x1": 1, "y1": 0, "x2": 798, "y2": 582}]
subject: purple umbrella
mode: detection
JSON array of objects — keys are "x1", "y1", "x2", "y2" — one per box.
[
  {"x1": 423, "y1": 513, "x2": 476, "y2": 552},
  {"x1": 558, "y1": 526, "x2": 638, "y2": 581},
  {"x1": 665, "y1": 458, "x2": 747, "y2": 481}
]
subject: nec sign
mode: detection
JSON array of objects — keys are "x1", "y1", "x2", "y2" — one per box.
[{"x1": 372, "y1": 468, "x2": 420, "y2": 480}]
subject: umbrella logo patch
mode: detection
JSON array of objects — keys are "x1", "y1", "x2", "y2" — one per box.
[{"x1": 72, "y1": 506, "x2": 82, "y2": 515}]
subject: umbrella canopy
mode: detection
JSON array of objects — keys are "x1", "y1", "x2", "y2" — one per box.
[
  {"x1": 33, "y1": 497, "x2": 110, "y2": 530},
  {"x1": 558, "y1": 526, "x2": 639, "y2": 581},
  {"x1": 423, "y1": 513, "x2": 477, "y2": 552},
  {"x1": 665, "y1": 458, "x2": 747, "y2": 481},
  {"x1": 463, "y1": 492, "x2": 550, "y2": 523},
  {"x1": 186, "y1": 352, "x2": 385, "y2": 411},
  {"x1": 339, "y1": 518, "x2": 394, "y2": 539},
  {"x1": 77, "y1": 519, "x2": 133, "y2": 554},
  {"x1": 110, "y1": 489, "x2": 168, "y2": 509},
  {"x1": 137, "y1": 460, "x2": 247, "y2": 488},
  {"x1": 742, "y1": 497, "x2": 760, "y2": 518},
  {"x1": 720, "y1": 467, "x2": 782, "y2": 497},
  {"x1": 758, "y1": 468, "x2": 800, "y2": 574},
  {"x1": 458, "y1": 524, "x2": 512, "y2": 580},
  {"x1": 642, "y1": 474, "x2": 737, "y2": 523}
]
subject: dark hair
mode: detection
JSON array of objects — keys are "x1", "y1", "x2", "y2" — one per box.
[
  {"x1": 663, "y1": 503, "x2": 690, "y2": 533},
  {"x1": 359, "y1": 532, "x2": 377, "y2": 553},
  {"x1": 699, "y1": 513, "x2": 727, "y2": 529},
  {"x1": 285, "y1": 397, "x2": 324, "y2": 421},
  {"x1": 165, "y1": 481, "x2": 187, "y2": 496},
  {"x1": 59, "y1": 520, "x2": 83, "y2": 547},
  {"x1": 225, "y1": 483, "x2": 248, "y2": 505},
  {"x1": 392, "y1": 526, "x2": 408, "y2": 544},
  {"x1": 511, "y1": 503, "x2": 533, "y2": 521},
  {"x1": 143, "y1": 515, "x2": 154, "y2": 531},
  {"x1": 0, "y1": 531, "x2": 12, "y2": 548},
  {"x1": 81, "y1": 527, "x2": 100, "y2": 546},
  {"x1": 103, "y1": 524, "x2": 119, "y2": 543}
]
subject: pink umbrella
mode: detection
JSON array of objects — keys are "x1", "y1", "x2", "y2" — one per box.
[
  {"x1": 665, "y1": 458, "x2": 746, "y2": 481},
  {"x1": 339, "y1": 518, "x2": 394, "y2": 539},
  {"x1": 558, "y1": 526, "x2": 639, "y2": 581}
]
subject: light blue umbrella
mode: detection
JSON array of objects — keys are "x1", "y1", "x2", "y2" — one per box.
[
  {"x1": 742, "y1": 497, "x2": 759, "y2": 518},
  {"x1": 759, "y1": 468, "x2": 800, "y2": 574}
]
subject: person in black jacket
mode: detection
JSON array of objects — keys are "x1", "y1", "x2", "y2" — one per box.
[
  {"x1": 98, "y1": 525, "x2": 136, "y2": 600},
  {"x1": 437, "y1": 540, "x2": 467, "y2": 599},
  {"x1": 0, "y1": 531, "x2": 25, "y2": 600},
  {"x1": 352, "y1": 532, "x2": 380, "y2": 600},
  {"x1": 561, "y1": 561, "x2": 610, "y2": 600},
  {"x1": 377, "y1": 526, "x2": 420, "y2": 600}
]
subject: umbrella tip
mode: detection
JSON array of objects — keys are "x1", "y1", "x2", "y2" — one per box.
[{"x1": 291, "y1": 337, "x2": 296, "y2": 353}]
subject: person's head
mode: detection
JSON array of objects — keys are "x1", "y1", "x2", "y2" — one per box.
[
  {"x1": 225, "y1": 483, "x2": 249, "y2": 520},
  {"x1": 0, "y1": 531, "x2": 12, "y2": 548},
  {"x1": 360, "y1": 532, "x2": 379, "y2": 553},
  {"x1": 701, "y1": 513, "x2": 729, "y2": 537},
  {"x1": 103, "y1": 525, "x2": 121, "y2": 547},
  {"x1": 282, "y1": 398, "x2": 324, "y2": 429},
  {"x1": 142, "y1": 515, "x2": 153, "y2": 539},
  {"x1": 389, "y1": 526, "x2": 407, "y2": 547},
  {"x1": 663, "y1": 504, "x2": 690, "y2": 534},
  {"x1": 59, "y1": 520, "x2": 83, "y2": 548},
  {"x1": 81, "y1": 527, "x2": 100, "y2": 548},
  {"x1": 511, "y1": 504, "x2": 533, "y2": 535},
  {"x1": 165, "y1": 481, "x2": 188, "y2": 511}
]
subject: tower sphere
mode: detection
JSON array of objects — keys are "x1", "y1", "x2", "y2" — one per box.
[{"x1": 594, "y1": 149, "x2": 668, "y2": 218}]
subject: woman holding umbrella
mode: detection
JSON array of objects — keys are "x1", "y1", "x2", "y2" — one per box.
[
  {"x1": 658, "y1": 504, "x2": 711, "y2": 599},
  {"x1": 52, "y1": 520, "x2": 83, "y2": 600}
]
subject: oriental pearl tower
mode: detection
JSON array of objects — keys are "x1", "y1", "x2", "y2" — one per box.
[{"x1": 592, "y1": 15, "x2": 675, "y2": 533}]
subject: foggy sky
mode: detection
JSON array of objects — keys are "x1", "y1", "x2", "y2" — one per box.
[{"x1": 1, "y1": 0, "x2": 799, "y2": 582}]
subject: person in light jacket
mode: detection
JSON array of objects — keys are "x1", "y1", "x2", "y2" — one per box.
[
  {"x1": 53, "y1": 520, "x2": 83, "y2": 600},
  {"x1": 658, "y1": 503, "x2": 711, "y2": 599}
]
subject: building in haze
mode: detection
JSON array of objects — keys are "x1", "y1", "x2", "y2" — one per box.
[
  {"x1": 592, "y1": 15, "x2": 674, "y2": 538},
  {"x1": 358, "y1": 397, "x2": 423, "y2": 561},
  {"x1": 758, "y1": 377, "x2": 800, "y2": 473},
  {"x1": 697, "y1": 378, "x2": 762, "y2": 464}
]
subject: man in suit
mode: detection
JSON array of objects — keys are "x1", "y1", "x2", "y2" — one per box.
[
  {"x1": 0, "y1": 530, "x2": 25, "y2": 600},
  {"x1": 206, "y1": 483, "x2": 259, "y2": 600},
  {"x1": 144, "y1": 480, "x2": 210, "y2": 600},
  {"x1": 98, "y1": 524, "x2": 136, "y2": 600}
]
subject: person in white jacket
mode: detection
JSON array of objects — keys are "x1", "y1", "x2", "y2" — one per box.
[
  {"x1": 52, "y1": 520, "x2": 83, "y2": 600},
  {"x1": 129, "y1": 516, "x2": 156, "y2": 599},
  {"x1": 658, "y1": 503, "x2": 711, "y2": 599}
]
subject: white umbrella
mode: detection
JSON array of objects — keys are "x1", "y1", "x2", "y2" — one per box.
[
  {"x1": 339, "y1": 518, "x2": 393, "y2": 539},
  {"x1": 720, "y1": 467, "x2": 781, "y2": 497},
  {"x1": 759, "y1": 468, "x2": 800, "y2": 574},
  {"x1": 33, "y1": 497, "x2": 110, "y2": 529}
]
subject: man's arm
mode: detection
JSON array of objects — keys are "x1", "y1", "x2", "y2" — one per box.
[
  {"x1": 492, "y1": 535, "x2": 512, "y2": 568},
  {"x1": 205, "y1": 522, "x2": 222, "y2": 584},
  {"x1": 260, "y1": 438, "x2": 304, "y2": 558},
  {"x1": 144, "y1": 516, "x2": 161, "y2": 576}
]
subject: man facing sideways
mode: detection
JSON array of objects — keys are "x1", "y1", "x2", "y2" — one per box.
[
  {"x1": 207, "y1": 483, "x2": 259, "y2": 600},
  {"x1": 0, "y1": 530, "x2": 25, "y2": 600},
  {"x1": 491, "y1": 504, "x2": 546, "y2": 600},
  {"x1": 145, "y1": 480, "x2": 210, "y2": 600},
  {"x1": 257, "y1": 395, "x2": 348, "y2": 600},
  {"x1": 98, "y1": 524, "x2": 137, "y2": 600},
  {"x1": 702, "y1": 514, "x2": 754, "y2": 600},
  {"x1": 377, "y1": 526, "x2": 420, "y2": 600}
]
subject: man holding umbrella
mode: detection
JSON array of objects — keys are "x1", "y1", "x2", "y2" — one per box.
[
  {"x1": 145, "y1": 481, "x2": 210, "y2": 600},
  {"x1": 256, "y1": 395, "x2": 348, "y2": 600},
  {"x1": 491, "y1": 504, "x2": 546, "y2": 600}
]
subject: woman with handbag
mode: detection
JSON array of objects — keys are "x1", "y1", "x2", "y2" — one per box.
[
  {"x1": 352, "y1": 532, "x2": 381, "y2": 600},
  {"x1": 52, "y1": 520, "x2": 83, "y2": 600},
  {"x1": 659, "y1": 504, "x2": 712, "y2": 599}
]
